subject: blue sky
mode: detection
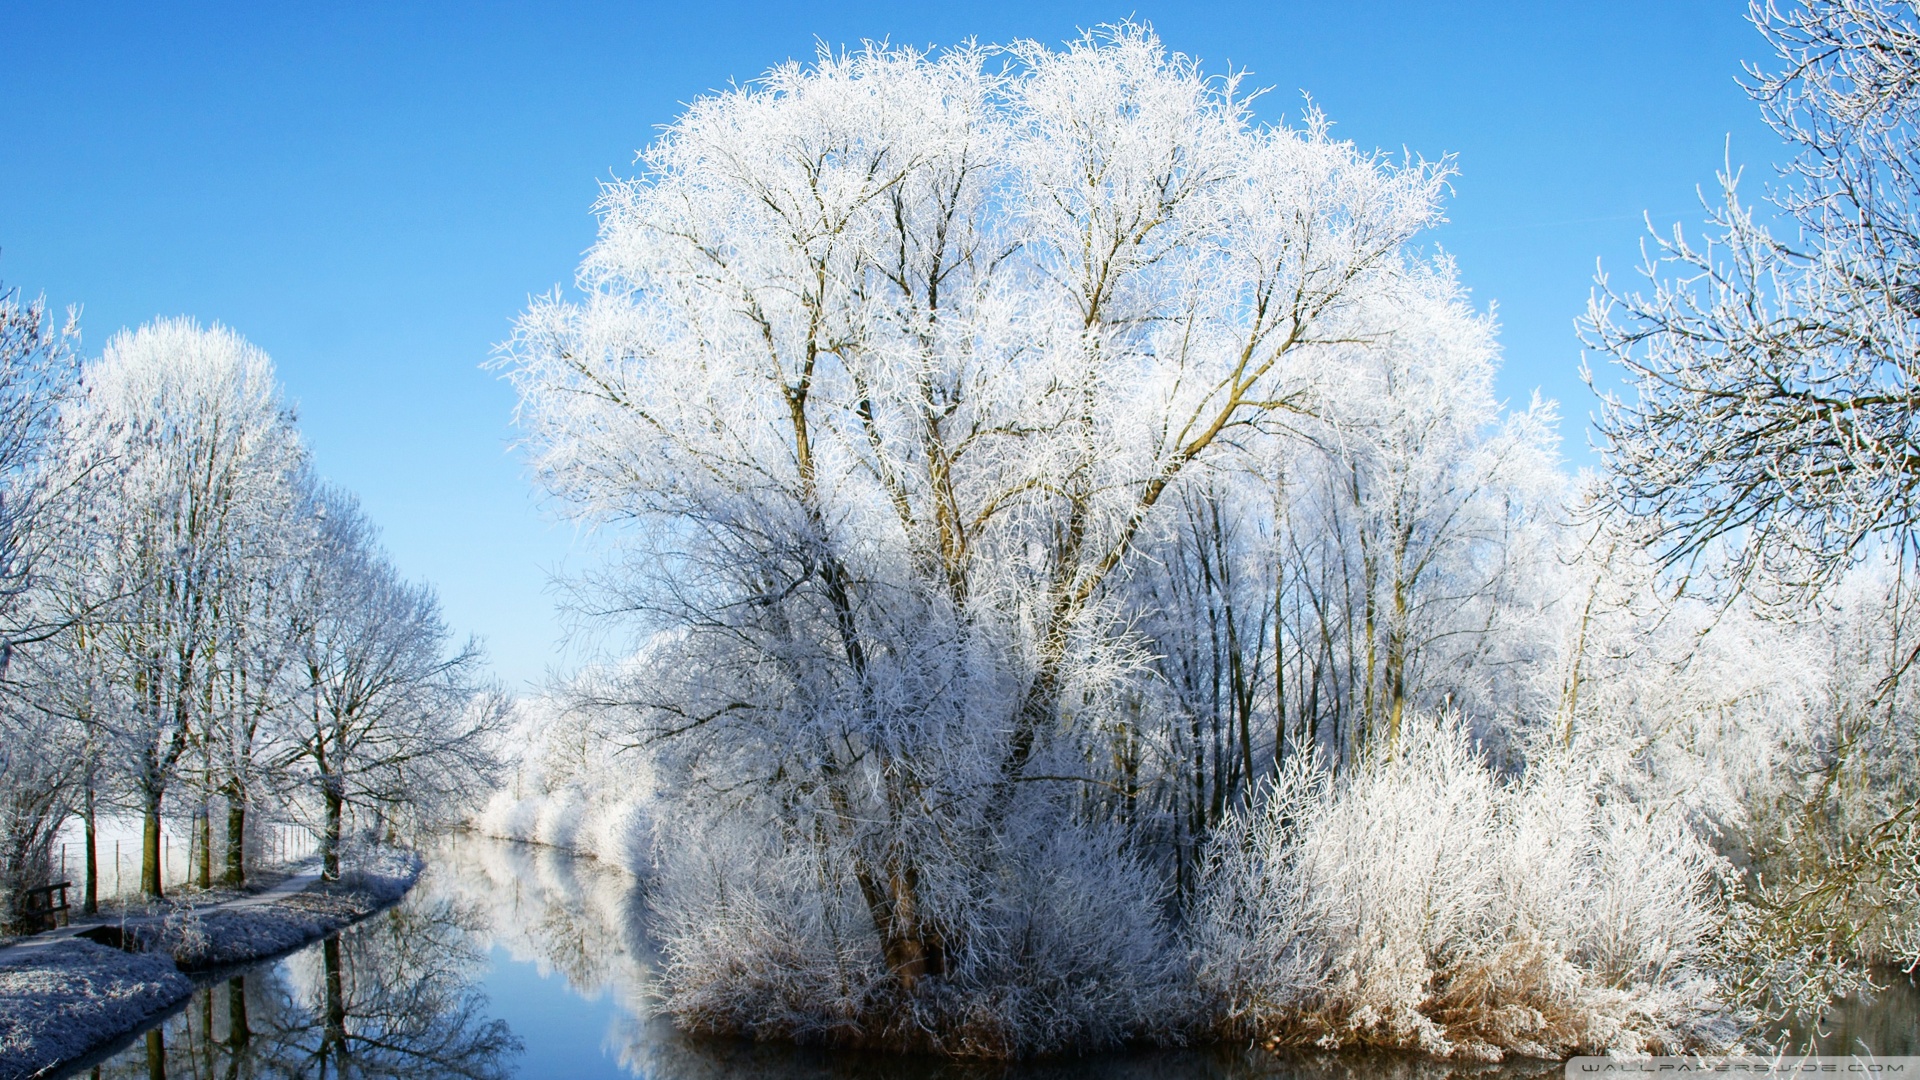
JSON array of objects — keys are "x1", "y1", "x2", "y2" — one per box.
[{"x1": 1, "y1": 2, "x2": 1781, "y2": 689}]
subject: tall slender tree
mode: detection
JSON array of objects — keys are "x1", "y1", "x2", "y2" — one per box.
[{"x1": 0, "y1": 281, "x2": 81, "y2": 928}]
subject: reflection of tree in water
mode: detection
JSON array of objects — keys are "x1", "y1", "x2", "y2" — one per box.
[
  {"x1": 519, "y1": 858, "x2": 622, "y2": 994},
  {"x1": 432, "y1": 834, "x2": 654, "y2": 1001},
  {"x1": 430, "y1": 836, "x2": 661, "y2": 1074},
  {"x1": 88, "y1": 892, "x2": 519, "y2": 1080}
]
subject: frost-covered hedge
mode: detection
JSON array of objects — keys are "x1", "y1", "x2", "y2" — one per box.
[
  {"x1": 472, "y1": 787, "x2": 653, "y2": 877},
  {"x1": 470, "y1": 696, "x2": 655, "y2": 877},
  {"x1": 649, "y1": 805, "x2": 1186, "y2": 1059}
]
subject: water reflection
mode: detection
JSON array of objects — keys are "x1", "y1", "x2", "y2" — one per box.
[
  {"x1": 1803, "y1": 968, "x2": 1919, "y2": 1056},
  {"x1": 634, "y1": 1038, "x2": 1562, "y2": 1080},
  {"x1": 82, "y1": 882, "x2": 519, "y2": 1080},
  {"x1": 433, "y1": 829, "x2": 657, "y2": 1021},
  {"x1": 73, "y1": 835, "x2": 1914, "y2": 1079}
]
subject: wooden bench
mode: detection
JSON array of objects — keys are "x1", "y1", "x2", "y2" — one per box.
[{"x1": 21, "y1": 881, "x2": 71, "y2": 932}]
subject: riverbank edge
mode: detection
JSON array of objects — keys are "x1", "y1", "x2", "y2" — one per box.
[{"x1": 0, "y1": 849, "x2": 423, "y2": 1080}]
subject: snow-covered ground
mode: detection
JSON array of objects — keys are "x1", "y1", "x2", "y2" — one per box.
[
  {"x1": 0, "y1": 940, "x2": 186, "y2": 1080},
  {"x1": 0, "y1": 849, "x2": 421, "y2": 1080}
]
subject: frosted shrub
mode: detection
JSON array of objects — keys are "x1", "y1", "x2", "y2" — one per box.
[
  {"x1": 469, "y1": 693, "x2": 658, "y2": 876},
  {"x1": 1193, "y1": 715, "x2": 1730, "y2": 1061},
  {"x1": 575, "y1": 798, "x2": 654, "y2": 877},
  {"x1": 949, "y1": 813, "x2": 1189, "y2": 1055},
  {"x1": 472, "y1": 785, "x2": 655, "y2": 875},
  {"x1": 651, "y1": 814, "x2": 887, "y2": 1046}
]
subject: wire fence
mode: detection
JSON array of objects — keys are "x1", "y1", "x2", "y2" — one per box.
[{"x1": 54, "y1": 821, "x2": 319, "y2": 903}]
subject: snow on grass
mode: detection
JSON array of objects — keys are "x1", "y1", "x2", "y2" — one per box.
[{"x1": 0, "y1": 939, "x2": 188, "y2": 1080}]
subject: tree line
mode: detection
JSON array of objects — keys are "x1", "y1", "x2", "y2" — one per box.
[{"x1": 0, "y1": 309, "x2": 500, "y2": 928}]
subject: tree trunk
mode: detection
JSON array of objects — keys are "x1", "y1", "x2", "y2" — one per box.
[
  {"x1": 1384, "y1": 560, "x2": 1409, "y2": 756},
  {"x1": 1306, "y1": 660, "x2": 1322, "y2": 762},
  {"x1": 193, "y1": 805, "x2": 211, "y2": 889},
  {"x1": 1275, "y1": 574, "x2": 1287, "y2": 769},
  {"x1": 82, "y1": 783, "x2": 98, "y2": 916},
  {"x1": 145, "y1": 1027, "x2": 166, "y2": 1080},
  {"x1": 322, "y1": 782, "x2": 343, "y2": 881},
  {"x1": 141, "y1": 793, "x2": 164, "y2": 900},
  {"x1": 222, "y1": 794, "x2": 245, "y2": 888},
  {"x1": 1360, "y1": 552, "x2": 1378, "y2": 760},
  {"x1": 855, "y1": 860, "x2": 944, "y2": 993}
]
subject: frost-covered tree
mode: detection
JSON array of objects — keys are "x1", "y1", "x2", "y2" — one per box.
[
  {"x1": 1588, "y1": 0, "x2": 1920, "y2": 598},
  {"x1": 1294, "y1": 294, "x2": 1561, "y2": 755},
  {"x1": 199, "y1": 463, "x2": 322, "y2": 888},
  {"x1": 8, "y1": 591, "x2": 124, "y2": 913},
  {"x1": 501, "y1": 26, "x2": 1513, "y2": 1053},
  {"x1": 1118, "y1": 285, "x2": 1563, "y2": 893},
  {"x1": 0, "y1": 283, "x2": 77, "y2": 642},
  {"x1": 0, "y1": 281, "x2": 82, "y2": 928},
  {"x1": 0, "y1": 289, "x2": 494, "y2": 914},
  {"x1": 57, "y1": 318, "x2": 306, "y2": 900},
  {"x1": 1585, "y1": 0, "x2": 1920, "y2": 1020},
  {"x1": 285, "y1": 487, "x2": 502, "y2": 881}
]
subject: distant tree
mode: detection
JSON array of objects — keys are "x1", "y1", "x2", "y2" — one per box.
[{"x1": 286, "y1": 488, "x2": 502, "y2": 881}]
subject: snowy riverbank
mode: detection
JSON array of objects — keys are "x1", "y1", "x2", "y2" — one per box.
[{"x1": 0, "y1": 850, "x2": 422, "y2": 1080}]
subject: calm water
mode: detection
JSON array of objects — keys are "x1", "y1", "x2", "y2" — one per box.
[{"x1": 61, "y1": 834, "x2": 1915, "y2": 1080}]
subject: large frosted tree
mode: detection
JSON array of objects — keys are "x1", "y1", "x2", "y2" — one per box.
[{"x1": 502, "y1": 26, "x2": 1493, "y2": 1053}]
